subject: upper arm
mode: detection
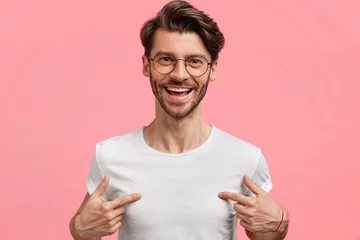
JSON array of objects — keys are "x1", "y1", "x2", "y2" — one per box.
[
  {"x1": 247, "y1": 149, "x2": 273, "y2": 197},
  {"x1": 87, "y1": 143, "x2": 110, "y2": 201}
]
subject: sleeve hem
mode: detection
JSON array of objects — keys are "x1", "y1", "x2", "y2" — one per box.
[
  {"x1": 86, "y1": 178, "x2": 108, "y2": 202},
  {"x1": 262, "y1": 179, "x2": 273, "y2": 193},
  {"x1": 86, "y1": 178, "x2": 96, "y2": 196}
]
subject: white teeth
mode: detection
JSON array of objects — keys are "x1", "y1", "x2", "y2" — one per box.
[{"x1": 166, "y1": 87, "x2": 190, "y2": 92}]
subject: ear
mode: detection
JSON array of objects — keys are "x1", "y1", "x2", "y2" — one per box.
[
  {"x1": 209, "y1": 61, "x2": 218, "y2": 82},
  {"x1": 142, "y1": 55, "x2": 150, "y2": 77}
]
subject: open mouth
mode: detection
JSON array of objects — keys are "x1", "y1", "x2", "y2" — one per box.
[{"x1": 165, "y1": 87, "x2": 193, "y2": 97}]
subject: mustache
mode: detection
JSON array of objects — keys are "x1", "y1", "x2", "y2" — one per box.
[{"x1": 162, "y1": 80, "x2": 195, "y2": 88}]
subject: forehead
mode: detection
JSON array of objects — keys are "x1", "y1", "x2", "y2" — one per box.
[{"x1": 151, "y1": 28, "x2": 210, "y2": 59}]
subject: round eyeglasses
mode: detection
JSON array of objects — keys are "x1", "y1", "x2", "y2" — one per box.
[{"x1": 149, "y1": 53, "x2": 212, "y2": 77}]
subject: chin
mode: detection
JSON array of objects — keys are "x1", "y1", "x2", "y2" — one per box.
[{"x1": 162, "y1": 103, "x2": 199, "y2": 119}]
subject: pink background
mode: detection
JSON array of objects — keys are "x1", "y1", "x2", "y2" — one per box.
[{"x1": 1, "y1": 0, "x2": 359, "y2": 239}]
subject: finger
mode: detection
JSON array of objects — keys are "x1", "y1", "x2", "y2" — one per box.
[
  {"x1": 112, "y1": 206, "x2": 125, "y2": 218},
  {"x1": 243, "y1": 175, "x2": 265, "y2": 196},
  {"x1": 105, "y1": 215, "x2": 122, "y2": 228},
  {"x1": 103, "y1": 206, "x2": 125, "y2": 222},
  {"x1": 239, "y1": 219, "x2": 254, "y2": 232},
  {"x1": 94, "y1": 176, "x2": 109, "y2": 197},
  {"x1": 218, "y1": 192, "x2": 250, "y2": 205},
  {"x1": 104, "y1": 219, "x2": 122, "y2": 236},
  {"x1": 111, "y1": 193, "x2": 142, "y2": 208},
  {"x1": 233, "y1": 203, "x2": 248, "y2": 216},
  {"x1": 236, "y1": 212, "x2": 249, "y2": 222},
  {"x1": 108, "y1": 221, "x2": 122, "y2": 235}
]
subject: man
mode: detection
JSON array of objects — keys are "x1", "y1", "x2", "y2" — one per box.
[{"x1": 69, "y1": 1, "x2": 289, "y2": 239}]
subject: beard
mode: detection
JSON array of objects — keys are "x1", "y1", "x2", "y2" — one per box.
[{"x1": 149, "y1": 71, "x2": 210, "y2": 119}]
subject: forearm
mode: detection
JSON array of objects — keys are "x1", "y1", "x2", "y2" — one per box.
[
  {"x1": 248, "y1": 210, "x2": 289, "y2": 240},
  {"x1": 69, "y1": 214, "x2": 102, "y2": 240}
]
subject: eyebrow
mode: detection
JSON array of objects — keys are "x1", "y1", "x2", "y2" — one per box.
[{"x1": 154, "y1": 51, "x2": 210, "y2": 61}]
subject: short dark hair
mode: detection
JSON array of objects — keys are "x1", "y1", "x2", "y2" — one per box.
[{"x1": 140, "y1": 0, "x2": 225, "y2": 62}]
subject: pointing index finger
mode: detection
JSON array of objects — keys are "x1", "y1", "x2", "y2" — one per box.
[
  {"x1": 218, "y1": 192, "x2": 250, "y2": 205},
  {"x1": 111, "y1": 193, "x2": 142, "y2": 208}
]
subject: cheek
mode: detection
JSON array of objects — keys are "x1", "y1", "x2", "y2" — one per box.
[
  {"x1": 151, "y1": 73, "x2": 168, "y2": 85},
  {"x1": 197, "y1": 76, "x2": 210, "y2": 87}
]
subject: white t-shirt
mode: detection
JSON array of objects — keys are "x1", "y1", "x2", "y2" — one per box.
[{"x1": 86, "y1": 125, "x2": 272, "y2": 240}]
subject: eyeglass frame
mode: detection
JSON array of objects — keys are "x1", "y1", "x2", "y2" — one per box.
[{"x1": 147, "y1": 53, "x2": 213, "y2": 77}]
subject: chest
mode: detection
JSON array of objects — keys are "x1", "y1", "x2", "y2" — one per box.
[
  {"x1": 106, "y1": 157, "x2": 249, "y2": 228},
  {"x1": 120, "y1": 175, "x2": 238, "y2": 238}
]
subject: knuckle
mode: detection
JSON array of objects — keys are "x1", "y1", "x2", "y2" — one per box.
[
  {"x1": 129, "y1": 195, "x2": 137, "y2": 202},
  {"x1": 249, "y1": 198, "x2": 257, "y2": 206},
  {"x1": 107, "y1": 216, "x2": 121, "y2": 229},
  {"x1": 104, "y1": 213, "x2": 112, "y2": 221},
  {"x1": 124, "y1": 196, "x2": 131, "y2": 203},
  {"x1": 118, "y1": 197, "x2": 127, "y2": 205},
  {"x1": 109, "y1": 218, "x2": 119, "y2": 228},
  {"x1": 101, "y1": 203, "x2": 110, "y2": 212},
  {"x1": 110, "y1": 222, "x2": 121, "y2": 233},
  {"x1": 250, "y1": 226, "x2": 256, "y2": 232},
  {"x1": 107, "y1": 221, "x2": 112, "y2": 228},
  {"x1": 107, "y1": 220, "x2": 115, "y2": 228},
  {"x1": 252, "y1": 224, "x2": 260, "y2": 232},
  {"x1": 247, "y1": 208, "x2": 255, "y2": 217}
]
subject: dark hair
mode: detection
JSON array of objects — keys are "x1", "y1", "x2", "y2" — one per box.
[{"x1": 140, "y1": 0, "x2": 225, "y2": 62}]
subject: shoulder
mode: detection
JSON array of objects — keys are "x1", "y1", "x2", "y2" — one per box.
[
  {"x1": 94, "y1": 128, "x2": 143, "y2": 154},
  {"x1": 213, "y1": 126, "x2": 261, "y2": 156}
]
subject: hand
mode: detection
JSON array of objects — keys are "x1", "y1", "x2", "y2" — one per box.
[
  {"x1": 74, "y1": 176, "x2": 141, "y2": 238},
  {"x1": 218, "y1": 175, "x2": 282, "y2": 233}
]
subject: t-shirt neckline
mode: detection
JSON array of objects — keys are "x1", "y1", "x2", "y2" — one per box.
[{"x1": 140, "y1": 124, "x2": 217, "y2": 157}]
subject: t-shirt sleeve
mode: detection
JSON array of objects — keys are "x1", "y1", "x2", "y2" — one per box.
[
  {"x1": 246, "y1": 149, "x2": 273, "y2": 197},
  {"x1": 86, "y1": 143, "x2": 110, "y2": 201}
]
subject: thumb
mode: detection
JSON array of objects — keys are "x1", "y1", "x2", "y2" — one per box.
[
  {"x1": 94, "y1": 176, "x2": 109, "y2": 197},
  {"x1": 244, "y1": 175, "x2": 263, "y2": 196}
]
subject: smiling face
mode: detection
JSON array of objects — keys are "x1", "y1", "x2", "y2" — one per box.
[{"x1": 142, "y1": 29, "x2": 217, "y2": 119}]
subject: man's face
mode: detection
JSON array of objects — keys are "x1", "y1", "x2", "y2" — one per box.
[{"x1": 142, "y1": 29, "x2": 217, "y2": 119}]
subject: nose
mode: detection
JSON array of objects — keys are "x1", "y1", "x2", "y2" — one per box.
[{"x1": 169, "y1": 59, "x2": 190, "y2": 81}]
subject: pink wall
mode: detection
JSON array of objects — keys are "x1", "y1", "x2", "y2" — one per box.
[{"x1": 1, "y1": 0, "x2": 359, "y2": 239}]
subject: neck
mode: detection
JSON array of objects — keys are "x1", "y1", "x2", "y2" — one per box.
[{"x1": 143, "y1": 105, "x2": 212, "y2": 154}]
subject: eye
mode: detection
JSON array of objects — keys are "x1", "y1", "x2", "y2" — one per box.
[
  {"x1": 156, "y1": 55, "x2": 175, "y2": 65},
  {"x1": 187, "y1": 57, "x2": 205, "y2": 68},
  {"x1": 161, "y1": 57, "x2": 172, "y2": 62}
]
